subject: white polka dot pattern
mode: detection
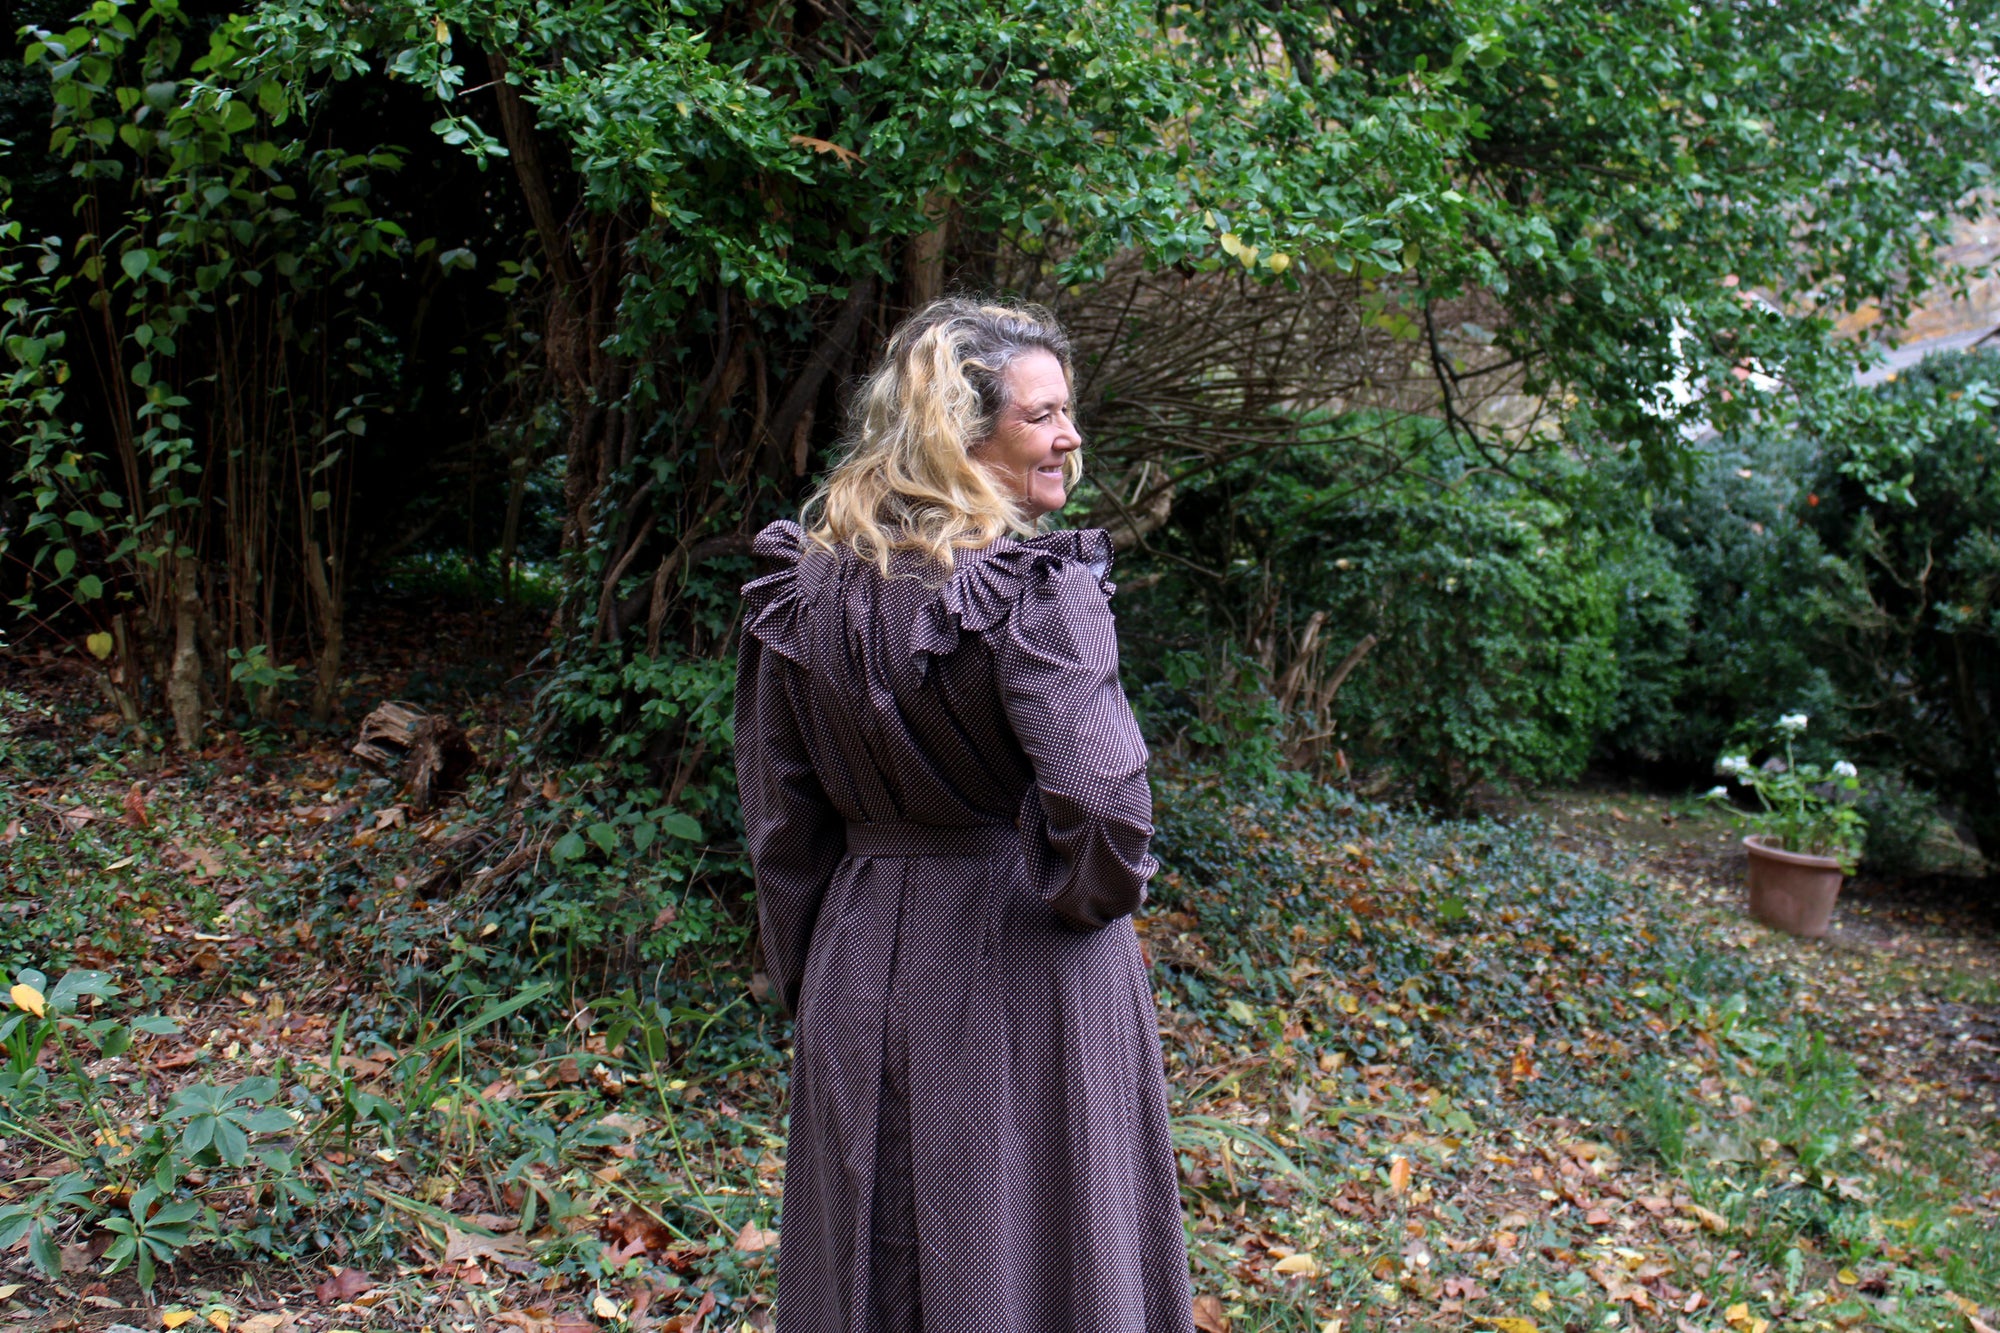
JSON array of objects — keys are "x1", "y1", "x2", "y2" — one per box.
[{"x1": 736, "y1": 520, "x2": 1195, "y2": 1333}]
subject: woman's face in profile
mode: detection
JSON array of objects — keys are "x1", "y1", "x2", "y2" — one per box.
[{"x1": 975, "y1": 349, "x2": 1080, "y2": 519}]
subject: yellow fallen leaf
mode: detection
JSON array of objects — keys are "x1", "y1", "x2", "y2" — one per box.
[
  {"x1": 1837, "y1": 1268, "x2": 1859, "y2": 1285},
  {"x1": 1724, "y1": 1302, "x2": 1750, "y2": 1327},
  {"x1": 1531, "y1": 1291, "x2": 1554, "y2": 1313},
  {"x1": 1750, "y1": 1320, "x2": 1770, "y2": 1333},
  {"x1": 591, "y1": 1296, "x2": 621, "y2": 1321},
  {"x1": 0, "y1": 1284, "x2": 23, "y2": 1300},
  {"x1": 207, "y1": 1312, "x2": 231, "y2": 1333},
  {"x1": 86, "y1": 631, "x2": 114, "y2": 660},
  {"x1": 1685, "y1": 1202, "x2": 1729, "y2": 1232},
  {"x1": 1478, "y1": 1318, "x2": 1539, "y2": 1333},
  {"x1": 162, "y1": 1314, "x2": 197, "y2": 1329},
  {"x1": 1272, "y1": 1253, "x2": 1317, "y2": 1276},
  {"x1": 1388, "y1": 1155, "x2": 1411, "y2": 1196},
  {"x1": 8, "y1": 984, "x2": 44, "y2": 1018}
]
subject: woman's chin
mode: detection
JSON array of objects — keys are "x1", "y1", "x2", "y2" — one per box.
[{"x1": 1028, "y1": 484, "x2": 1067, "y2": 518}]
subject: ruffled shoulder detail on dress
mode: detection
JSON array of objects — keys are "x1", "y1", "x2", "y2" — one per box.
[
  {"x1": 911, "y1": 528, "x2": 1117, "y2": 663},
  {"x1": 740, "y1": 520, "x2": 815, "y2": 664}
]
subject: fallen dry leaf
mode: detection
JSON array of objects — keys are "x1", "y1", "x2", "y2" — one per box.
[
  {"x1": 1272, "y1": 1253, "x2": 1317, "y2": 1276},
  {"x1": 1684, "y1": 1202, "x2": 1728, "y2": 1232},
  {"x1": 1192, "y1": 1294, "x2": 1231, "y2": 1333},
  {"x1": 313, "y1": 1268, "x2": 375, "y2": 1304},
  {"x1": 174, "y1": 843, "x2": 225, "y2": 878},
  {"x1": 654, "y1": 1289, "x2": 719, "y2": 1333},
  {"x1": 1388, "y1": 1155, "x2": 1411, "y2": 1195},
  {"x1": 734, "y1": 1220, "x2": 777, "y2": 1253},
  {"x1": 161, "y1": 1316, "x2": 197, "y2": 1331},
  {"x1": 604, "y1": 1207, "x2": 675, "y2": 1256},
  {"x1": 123, "y1": 782, "x2": 149, "y2": 828},
  {"x1": 442, "y1": 1225, "x2": 533, "y2": 1267},
  {"x1": 1479, "y1": 1319, "x2": 1540, "y2": 1333},
  {"x1": 237, "y1": 1315, "x2": 289, "y2": 1333}
]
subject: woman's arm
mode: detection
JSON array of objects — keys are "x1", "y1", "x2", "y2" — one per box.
[
  {"x1": 735, "y1": 634, "x2": 845, "y2": 1015},
  {"x1": 994, "y1": 558, "x2": 1156, "y2": 930}
]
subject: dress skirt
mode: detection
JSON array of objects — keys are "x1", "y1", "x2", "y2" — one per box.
[{"x1": 736, "y1": 521, "x2": 1196, "y2": 1333}]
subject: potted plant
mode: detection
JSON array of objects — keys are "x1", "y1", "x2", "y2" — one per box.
[{"x1": 1704, "y1": 713, "x2": 1867, "y2": 938}]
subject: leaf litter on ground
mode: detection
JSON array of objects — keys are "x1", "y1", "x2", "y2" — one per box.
[{"x1": 1, "y1": 652, "x2": 1996, "y2": 1332}]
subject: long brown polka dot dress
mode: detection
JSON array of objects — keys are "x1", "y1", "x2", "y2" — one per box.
[{"x1": 735, "y1": 519, "x2": 1195, "y2": 1333}]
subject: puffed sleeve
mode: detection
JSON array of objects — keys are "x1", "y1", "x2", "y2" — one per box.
[
  {"x1": 735, "y1": 530, "x2": 844, "y2": 1015},
  {"x1": 992, "y1": 558, "x2": 1156, "y2": 930}
]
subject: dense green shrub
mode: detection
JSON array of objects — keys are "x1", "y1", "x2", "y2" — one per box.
[
  {"x1": 1596, "y1": 434, "x2": 1845, "y2": 772},
  {"x1": 1322, "y1": 495, "x2": 1622, "y2": 807},
  {"x1": 1858, "y1": 774, "x2": 1950, "y2": 879},
  {"x1": 1126, "y1": 645, "x2": 1292, "y2": 792},
  {"x1": 1597, "y1": 521, "x2": 1695, "y2": 763},
  {"x1": 1118, "y1": 429, "x2": 1624, "y2": 809},
  {"x1": 1808, "y1": 351, "x2": 2000, "y2": 859}
]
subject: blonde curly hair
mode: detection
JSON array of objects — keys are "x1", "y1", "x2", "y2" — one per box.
[{"x1": 805, "y1": 297, "x2": 1082, "y2": 572}]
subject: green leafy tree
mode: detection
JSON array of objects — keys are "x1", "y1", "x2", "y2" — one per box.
[
  {"x1": 3, "y1": 0, "x2": 414, "y2": 737},
  {"x1": 3, "y1": 0, "x2": 1993, "y2": 961}
]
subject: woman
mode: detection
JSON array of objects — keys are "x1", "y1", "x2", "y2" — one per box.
[{"x1": 735, "y1": 298, "x2": 1195, "y2": 1333}]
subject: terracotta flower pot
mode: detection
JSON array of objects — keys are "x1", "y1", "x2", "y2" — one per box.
[{"x1": 1743, "y1": 835, "x2": 1844, "y2": 938}]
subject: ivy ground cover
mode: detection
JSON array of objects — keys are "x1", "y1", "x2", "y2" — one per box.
[{"x1": 1, "y1": 664, "x2": 1995, "y2": 1333}]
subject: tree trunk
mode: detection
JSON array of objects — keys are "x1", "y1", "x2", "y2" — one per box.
[
  {"x1": 304, "y1": 536, "x2": 344, "y2": 725},
  {"x1": 167, "y1": 559, "x2": 205, "y2": 750},
  {"x1": 905, "y1": 195, "x2": 950, "y2": 310}
]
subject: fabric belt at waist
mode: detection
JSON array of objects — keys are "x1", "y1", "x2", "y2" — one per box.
[{"x1": 845, "y1": 821, "x2": 1018, "y2": 859}]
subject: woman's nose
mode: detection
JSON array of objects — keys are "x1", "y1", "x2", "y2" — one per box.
[{"x1": 1053, "y1": 413, "x2": 1081, "y2": 450}]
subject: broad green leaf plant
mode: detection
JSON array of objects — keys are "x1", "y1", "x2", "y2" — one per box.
[{"x1": 1706, "y1": 715, "x2": 1868, "y2": 872}]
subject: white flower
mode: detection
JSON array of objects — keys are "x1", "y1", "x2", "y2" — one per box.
[
  {"x1": 1716, "y1": 754, "x2": 1752, "y2": 777},
  {"x1": 1833, "y1": 760, "x2": 1858, "y2": 779},
  {"x1": 1777, "y1": 713, "x2": 1809, "y2": 734},
  {"x1": 1703, "y1": 785, "x2": 1729, "y2": 799}
]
